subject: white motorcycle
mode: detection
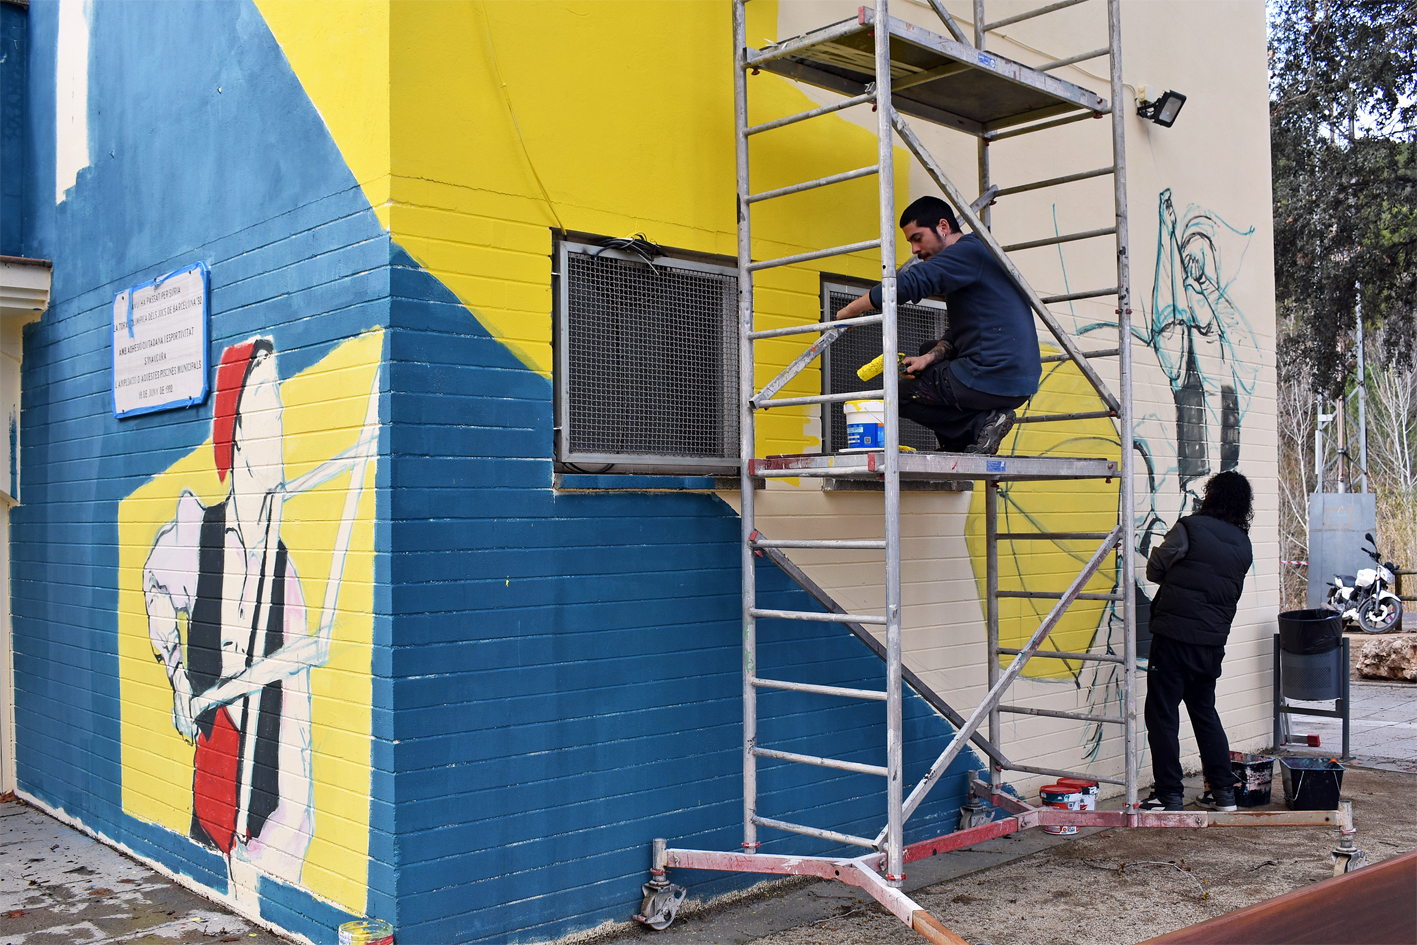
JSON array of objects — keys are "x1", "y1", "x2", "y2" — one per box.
[{"x1": 1326, "y1": 532, "x2": 1404, "y2": 634}]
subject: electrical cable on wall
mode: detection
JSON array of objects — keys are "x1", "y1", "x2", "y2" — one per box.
[{"x1": 479, "y1": 1, "x2": 567, "y2": 235}]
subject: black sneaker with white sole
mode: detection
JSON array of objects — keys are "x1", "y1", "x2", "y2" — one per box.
[
  {"x1": 1138, "y1": 792, "x2": 1184, "y2": 812},
  {"x1": 1197, "y1": 789, "x2": 1238, "y2": 812},
  {"x1": 967, "y1": 409, "x2": 1016, "y2": 455}
]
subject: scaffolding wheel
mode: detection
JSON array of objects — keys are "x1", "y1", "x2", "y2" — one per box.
[
  {"x1": 634, "y1": 881, "x2": 687, "y2": 931},
  {"x1": 1331, "y1": 848, "x2": 1367, "y2": 876},
  {"x1": 1331, "y1": 801, "x2": 1365, "y2": 876}
]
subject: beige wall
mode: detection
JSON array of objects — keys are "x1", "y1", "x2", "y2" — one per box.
[{"x1": 725, "y1": 0, "x2": 1276, "y2": 800}]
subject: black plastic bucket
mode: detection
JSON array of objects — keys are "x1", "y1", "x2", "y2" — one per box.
[
  {"x1": 1278, "y1": 609, "x2": 1342, "y2": 654},
  {"x1": 1230, "y1": 752, "x2": 1274, "y2": 807},
  {"x1": 1280, "y1": 757, "x2": 1345, "y2": 810}
]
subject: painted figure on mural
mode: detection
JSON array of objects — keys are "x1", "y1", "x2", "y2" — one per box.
[{"x1": 143, "y1": 338, "x2": 315, "y2": 887}]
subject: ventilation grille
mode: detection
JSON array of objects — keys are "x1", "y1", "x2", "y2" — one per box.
[
  {"x1": 824, "y1": 289, "x2": 946, "y2": 453},
  {"x1": 565, "y1": 250, "x2": 738, "y2": 460}
]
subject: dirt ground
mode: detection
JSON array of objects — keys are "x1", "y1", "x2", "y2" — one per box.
[{"x1": 746, "y1": 765, "x2": 1417, "y2": 945}]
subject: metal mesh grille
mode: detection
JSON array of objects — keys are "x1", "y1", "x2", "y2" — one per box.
[
  {"x1": 823, "y1": 289, "x2": 946, "y2": 453},
  {"x1": 565, "y1": 250, "x2": 738, "y2": 459}
]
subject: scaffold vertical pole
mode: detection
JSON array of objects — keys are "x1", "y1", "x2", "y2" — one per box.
[
  {"x1": 733, "y1": 0, "x2": 761, "y2": 852},
  {"x1": 1107, "y1": 0, "x2": 1139, "y2": 814},
  {"x1": 986, "y1": 481, "x2": 1002, "y2": 795},
  {"x1": 974, "y1": 0, "x2": 991, "y2": 230},
  {"x1": 874, "y1": 0, "x2": 905, "y2": 886}
]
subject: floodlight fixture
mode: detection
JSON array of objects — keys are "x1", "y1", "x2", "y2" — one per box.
[{"x1": 1137, "y1": 89, "x2": 1187, "y2": 128}]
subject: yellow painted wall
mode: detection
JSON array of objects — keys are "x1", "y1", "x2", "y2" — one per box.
[{"x1": 253, "y1": 0, "x2": 1278, "y2": 799}]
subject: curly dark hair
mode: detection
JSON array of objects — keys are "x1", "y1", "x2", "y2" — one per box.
[{"x1": 1197, "y1": 470, "x2": 1253, "y2": 532}]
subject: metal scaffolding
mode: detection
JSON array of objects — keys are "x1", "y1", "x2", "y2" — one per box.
[{"x1": 635, "y1": 2, "x2": 1353, "y2": 940}]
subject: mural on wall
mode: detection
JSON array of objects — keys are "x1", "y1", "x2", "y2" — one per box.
[
  {"x1": 968, "y1": 189, "x2": 1260, "y2": 714},
  {"x1": 119, "y1": 329, "x2": 382, "y2": 911}
]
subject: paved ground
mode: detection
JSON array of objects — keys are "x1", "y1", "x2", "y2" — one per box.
[
  {"x1": 1282, "y1": 632, "x2": 1417, "y2": 771},
  {"x1": 0, "y1": 797, "x2": 287, "y2": 945}
]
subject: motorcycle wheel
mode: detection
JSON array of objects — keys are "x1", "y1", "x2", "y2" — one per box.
[{"x1": 1357, "y1": 597, "x2": 1403, "y2": 634}]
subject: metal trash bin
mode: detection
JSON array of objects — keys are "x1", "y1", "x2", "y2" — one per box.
[
  {"x1": 1273, "y1": 610, "x2": 1350, "y2": 759},
  {"x1": 1279, "y1": 609, "x2": 1344, "y2": 699}
]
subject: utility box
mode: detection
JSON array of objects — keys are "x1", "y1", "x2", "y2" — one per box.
[{"x1": 1307, "y1": 493, "x2": 1378, "y2": 608}]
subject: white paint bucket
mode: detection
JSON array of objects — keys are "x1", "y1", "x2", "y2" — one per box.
[{"x1": 844, "y1": 399, "x2": 887, "y2": 450}]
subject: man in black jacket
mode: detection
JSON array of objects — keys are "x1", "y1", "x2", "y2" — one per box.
[
  {"x1": 1140, "y1": 471, "x2": 1254, "y2": 812},
  {"x1": 834, "y1": 196, "x2": 1040, "y2": 454}
]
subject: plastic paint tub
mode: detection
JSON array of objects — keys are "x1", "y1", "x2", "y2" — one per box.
[
  {"x1": 1039, "y1": 784, "x2": 1081, "y2": 835},
  {"x1": 1056, "y1": 777, "x2": 1099, "y2": 811},
  {"x1": 1230, "y1": 751, "x2": 1275, "y2": 808},
  {"x1": 844, "y1": 400, "x2": 887, "y2": 450},
  {"x1": 339, "y1": 919, "x2": 394, "y2": 945},
  {"x1": 1280, "y1": 757, "x2": 1345, "y2": 811}
]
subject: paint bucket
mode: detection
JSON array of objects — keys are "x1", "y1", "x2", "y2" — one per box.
[
  {"x1": 1039, "y1": 784, "x2": 1081, "y2": 835},
  {"x1": 1056, "y1": 778, "x2": 1098, "y2": 811},
  {"x1": 843, "y1": 399, "x2": 887, "y2": 450},
  {"x1": 338, "y1": 919, "x2": 394, "y2": 945},
  {"x1": 1280, "y1": 757, "x2": 1345, "y2": 811},
  {"x1": 1229, "y1": 752, "x2": 1275, "y2": 808}
]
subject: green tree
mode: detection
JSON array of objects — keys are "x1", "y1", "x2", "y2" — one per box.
[{"x1": 1271, "y1": 0, "x2": 1417, "y2": 392}]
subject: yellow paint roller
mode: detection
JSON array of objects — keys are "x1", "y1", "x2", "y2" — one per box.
[{"x1": 857, "y1": 352, "x2": 907, "y2": 381}]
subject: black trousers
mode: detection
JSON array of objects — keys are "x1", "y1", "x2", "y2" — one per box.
[
  {"x1": 900, "y1": 357, "x2": 1027, "y2": 452},
  {"x1": 1144, "y1": 634, "x2": 1237, "y2": 795}
]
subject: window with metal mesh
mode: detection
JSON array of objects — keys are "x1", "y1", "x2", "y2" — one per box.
[
  {"x1": 563, "y1": 248, "x2": 738, "y2": 460},
  {"x1": 823, "y1": 287, "x2": 947, "y2": 453}
]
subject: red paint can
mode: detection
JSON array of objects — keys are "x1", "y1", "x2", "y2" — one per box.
[
  {"x1": 1056, "y1": 777, "x2": 1099, "y2": 811},
  {"x1": 1039, "y1": 783, "x2": 1081, "y2": 835}
]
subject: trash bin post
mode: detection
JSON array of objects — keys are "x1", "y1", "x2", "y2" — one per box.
[
  {"x1": 1341, "y1": 636, "x2": 1351, "y2": 761},
  {"x1": 1273, "y1": 632, "x2": 1283, "y2": 749}
]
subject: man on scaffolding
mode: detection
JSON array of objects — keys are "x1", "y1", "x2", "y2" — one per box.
[{"x1": 835, "y1": 196, "x2": 1040, "y2": 455}]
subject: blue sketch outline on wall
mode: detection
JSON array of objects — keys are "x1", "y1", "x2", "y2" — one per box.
[{"x1": 1011, "y1": 189, "x2": 1260, "y2": 759}]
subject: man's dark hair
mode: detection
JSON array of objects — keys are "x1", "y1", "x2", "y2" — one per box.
[
  {"x1": 899, "y1": 196, "x2": 959, "y2": 234},
  {"x1": 1197, "y1": 471, "x2": 1253, "y2": 533}
]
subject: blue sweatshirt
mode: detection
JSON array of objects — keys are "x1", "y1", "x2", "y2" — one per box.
[{"x1": 869, "y1": 233, "x2": 1040, "y2": 398}]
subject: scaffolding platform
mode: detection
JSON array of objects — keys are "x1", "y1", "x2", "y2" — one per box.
[
  {"x1": 750, "y1": 450, "x2": 1118, "y2": 482},
  {"x1": 752, "y1": 7, "x2": 1108, "y2": 136}
]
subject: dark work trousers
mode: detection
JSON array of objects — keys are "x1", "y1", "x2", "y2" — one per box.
[
  {"x1": 1144, "y1": 634, "x2": 1237, "y2": 796},
  {"x1": 900, "y1": 357, "x2": 1028, "y2": 452}
]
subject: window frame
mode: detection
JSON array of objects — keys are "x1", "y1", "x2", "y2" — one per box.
[
  {"x1": 553, "y1": 237, "x2": 741, "y2": 475},
  {"x1": 819, "y1": 278, "x2": 948, "y2": 455}
]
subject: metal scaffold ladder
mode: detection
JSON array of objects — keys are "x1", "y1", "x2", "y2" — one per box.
[{"x1": 634, "y1": 2, "x2": 1356, "y2": 940}]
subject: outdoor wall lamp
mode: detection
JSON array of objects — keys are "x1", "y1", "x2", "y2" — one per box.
[{"x1": 1136, "y1": 87, "x2": 1187, "y2": 127}]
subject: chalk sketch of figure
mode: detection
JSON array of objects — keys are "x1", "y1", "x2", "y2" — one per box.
[
  {"x1": 144, "y1": 338, "x2": 377, "y2": 897},
  {"x1": 1074, "y1": 192, "x2": 1259, "y2": 757}
]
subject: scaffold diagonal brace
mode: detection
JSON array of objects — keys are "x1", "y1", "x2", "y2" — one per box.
[
  {"x1": 752, "y1": 326, "x2": 847, "y2": 408},
  {"x1": 890, "y1": 114, "x2": 1122, "y2": 415},
  {"x1": 881, "y1": 525, "x2": 1123, "y2": 840}
]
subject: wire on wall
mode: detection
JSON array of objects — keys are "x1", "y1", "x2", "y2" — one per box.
[{"x1": 479, "y1": 0, "x2": 567, "y2": 236}]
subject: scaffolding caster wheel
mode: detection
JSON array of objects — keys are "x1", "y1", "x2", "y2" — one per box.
[
  {"x1": 1331, "y1": 801, "x2": 1366, "y2": 877},
  {"x1": 959, "y1": 795, "x2": 993, "y2": 830},
  {"x1": 634, "y1": 839, "x2": 687, "y2": 931},
  {"x1": 635, "y1": 881, "x2": 686, "y2": 931}
]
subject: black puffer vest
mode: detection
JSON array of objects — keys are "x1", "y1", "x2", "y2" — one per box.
[{"x1": 1150, "y1": 514, "x2": 1252, "y2": 647}]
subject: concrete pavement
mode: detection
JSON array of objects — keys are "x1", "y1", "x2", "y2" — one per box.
[{"x1": 0, "y1": 797, "x2": 288, "y2": 945}]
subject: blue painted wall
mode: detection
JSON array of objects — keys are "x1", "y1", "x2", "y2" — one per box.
[
  {"x1": 9, "y1": 2, "x2": 982, "y2": 943},
  {"x1": 1, "y1": 1, "x2": 29, "y2": 255},
  {"x1": 11, "y1": 2, "x2": 388, "y2": 942},
  {"x1": 384, "y1": 248, "x2": 980, "y2": 944}
]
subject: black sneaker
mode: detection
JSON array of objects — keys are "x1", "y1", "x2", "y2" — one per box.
[
  {"x1": 1197, "y1": 789, "x2": 1237, "y2": 812},
  {"x1": 967, "y1": 410, "x2": 1016, "y2": 455},
  {"x1": 1138, "y1": 792, "x2": 1184, "y2": 812}
]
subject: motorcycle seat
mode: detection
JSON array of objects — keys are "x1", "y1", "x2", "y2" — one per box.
[{"x1": 1338, "y1": 575, "x2": 1356, "y2": 584}]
